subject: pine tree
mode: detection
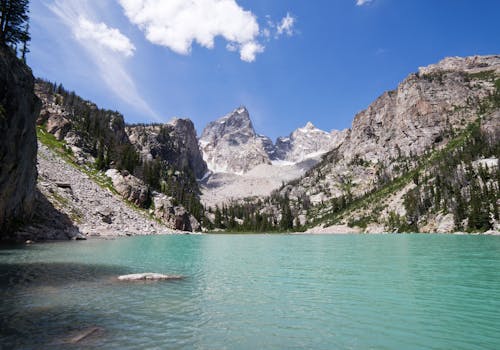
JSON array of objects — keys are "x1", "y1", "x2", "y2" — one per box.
[
  {"x1": 0, "y1": 0, "x2": 30, "y2": 49},
  {"x1": 19, "y1": 20, "x2": 27, "y2": 61}
]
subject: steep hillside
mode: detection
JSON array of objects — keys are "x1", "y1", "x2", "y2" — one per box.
[{"x1": 34, "y1": 80, "x2": 205, "y2": 231}]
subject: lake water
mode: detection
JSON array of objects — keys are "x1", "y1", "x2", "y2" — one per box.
[{"x1": 1, "y1": 234, "x2": 500, "y2": 349}]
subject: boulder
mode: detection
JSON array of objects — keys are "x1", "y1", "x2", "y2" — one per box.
[
  {"x1": 46, "y1": 113, "x2": 71, "y2": 140},
  {"x1": 96, "y1": 206, "x2": 113, "y2": 224},
  {"x1": 105, "y1": 169, "x2": 150, "y2": 207},
  {"x1": 117, "y1": 273, "x2": 183, "y2": 281},
  {"x1": 152, "y1": 194, "x2": 201, "y2": 232}
]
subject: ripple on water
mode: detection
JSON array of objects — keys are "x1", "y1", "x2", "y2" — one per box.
[{"x1": 0, "y1": 235, "x2": 500, "y2": 349}]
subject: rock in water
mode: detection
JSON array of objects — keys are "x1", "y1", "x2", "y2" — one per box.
[
  {"x1": 117, "y1": 273, "x2": 184, "y2": 281},
  {"x1": 0, "y1": 47, "x2": 40, "y2": 235},
  {"x1": 67, "y1": 327, "x2": 102, "y2": 344}
]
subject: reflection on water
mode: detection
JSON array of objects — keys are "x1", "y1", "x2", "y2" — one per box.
[{"x1": 0, "y1": 235, "x2": 500, "y2": 349}]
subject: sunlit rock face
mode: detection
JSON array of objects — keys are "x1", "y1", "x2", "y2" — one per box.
[{"x1": 199, "y1": 107, "x2": 271, "y2": 174}]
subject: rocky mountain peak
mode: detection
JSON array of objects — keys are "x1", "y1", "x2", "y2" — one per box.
[
  {"x1": 418, "y1": 55, "x2": 500, "y2": 76},
  {"x1": 303, "y1": 121, "x2": 316, "y2": 130},
  {"x1": 200, "y1": 106, "x2": 347, "y2": 174},
  {"x1": 274, "y1": 122, "x2": 345, "y2": 163},
  {"x1": 201, "y1": 106, "x2": 256, "y2": 142},
  {"x1": 199, "y1": 107, "x2": 270, "y2": 174}
]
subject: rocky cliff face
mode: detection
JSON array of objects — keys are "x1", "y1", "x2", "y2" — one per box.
[
  {"x1": 199, "y1": 107, "x2": 271, "y2": 174},
  {"x1": 0, "y1": 47, "x2": 40, "y2": 235},
  {"x1": 295, "y1": 55, "x2": 500, "y2": 202},
  {"x1": 340, "y1": 55, "x2": 500, "y2": 165},
  {"x1": 126, "y1": 118, "x2": 207, "y2": 179}
]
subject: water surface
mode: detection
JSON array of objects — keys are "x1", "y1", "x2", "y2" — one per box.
[{"x1": 1, "y1": 234, "x2": 499, "y2": 349}]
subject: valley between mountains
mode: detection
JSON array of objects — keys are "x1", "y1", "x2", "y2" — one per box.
[{"x1": 2, "y1": 49, "x2": 499, "y2": 240}]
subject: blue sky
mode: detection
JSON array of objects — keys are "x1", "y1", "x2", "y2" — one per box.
[{"x1": 29, "y1": 0, "x2": 500, "y2": 140}]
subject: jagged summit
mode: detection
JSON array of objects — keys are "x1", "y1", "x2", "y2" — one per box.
[
  {"x1": 418, "y1": 55, "x2": 500, "y2": 75},
  {"x1": 202, "y1": 106, "x2": 255, "y2": 139},
  {"x1": 303, "y1": 121, "x2": 316, "y2": 129},
  {"x1": 274, "y1": 121, "x2": 347, "y2": 163},
  {"x1": 199, "y1": 107, "x2": 270, "y2": 174},
  {"x1": 199, "y1": 107, "x2": 347, "y2": 174}
]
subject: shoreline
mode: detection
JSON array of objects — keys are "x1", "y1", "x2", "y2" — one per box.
[{"x1": 4, "y1": 227, "x2": 499, "y2": 245}]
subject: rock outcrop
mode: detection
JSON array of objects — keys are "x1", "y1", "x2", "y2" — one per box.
[
  {"x1": 126, "y1": 118, "x2": 207, "y2": 179},
  {"x1": 0, "y1": 47, "x2": 40, "y2": 235},
  {"x1": 105, "y1": 169, "x2": 201, "y2": 232},
  {"x1": 105, "y1": 169, "x2": 150, "y2": 207},
  {"x1": 199, "y1": 107, "x2": 271, "y2": 174},
  {"x1": 340, "y1": 55, "x2": 500, "y2": 165},
  {"x1": 153, "y1": 194, "x2": 201, "y2": 232}
]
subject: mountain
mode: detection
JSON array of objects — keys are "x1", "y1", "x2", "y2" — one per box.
[
  {"x1": 207, "y1": 55, "x2": 500, "y2": 234},
  {"x1": 33, "y1": 79, "x2": 208, "y2": 234},
  {"x1": 294, "y1": 55, "x2": 500, "y2": 233},
  {"x1": 198, "y1": 108, "x2": 348, "y2": 207},
  {"x1": 274, "y1": 122, "x2": 348, "y2": 163},
  {"x1": 199, "y1": 107, "x2": 271, "y2": 174},
  {"x1": 199, "y1": 107, "x2": 345, "y2": 174}
]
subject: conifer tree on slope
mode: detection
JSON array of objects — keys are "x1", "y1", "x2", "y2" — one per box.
[{"x1": 0, "y1": 0, "x2": 30, "y2": 51}]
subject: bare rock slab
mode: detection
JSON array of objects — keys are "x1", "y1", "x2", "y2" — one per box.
[{"x1": 117, "y1": 273, "x2": 184, "y2": 281}]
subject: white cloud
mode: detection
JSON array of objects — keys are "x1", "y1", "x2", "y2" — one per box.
[
  {"x1": 47, "y1": 0, "x2": 160, "y2": 121},
  {"x1": 356, "y1": 0, "x2": 373, "y2": 6},
  {"x1": 240, "y1": 42, "x2": 264, "y2": 62},
  {"x1": 276, "y1": 13, "x2": 295, "y2": 37},
  {"x1": 118, "y1": 0, "x2": 264, "y2": 62},
  {"x1": 261, "y1": 28, "x2": 271, "y2": 40},
  {"x1": 75, "y1": 17, "x2": 135, "y2": 57}
]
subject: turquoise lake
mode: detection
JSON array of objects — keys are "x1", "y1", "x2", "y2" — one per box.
[{"x1": 1, "y1": 234, "x2": 500, "y2": 349}]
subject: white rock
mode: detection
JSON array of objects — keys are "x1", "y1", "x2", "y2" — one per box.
[{"x1": 117, "y1": 273, "x2": 183, "y2": 281}]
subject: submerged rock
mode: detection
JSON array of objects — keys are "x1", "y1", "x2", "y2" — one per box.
[
  {"x1": 117, "y1": 273, "x2": 184, "y2": 281},
  {"x1": 66, "y1": 326, "x2": 103, "y2": 344}
]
